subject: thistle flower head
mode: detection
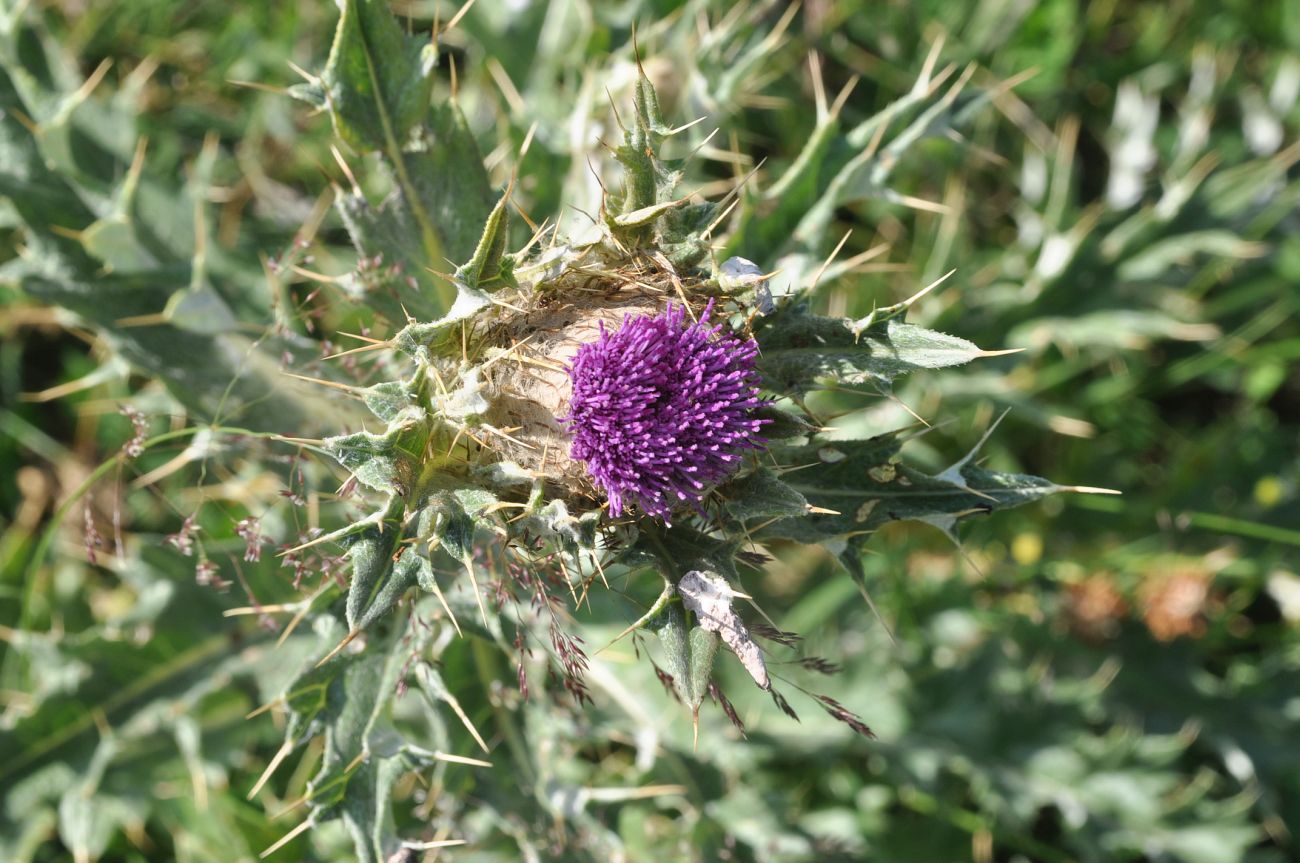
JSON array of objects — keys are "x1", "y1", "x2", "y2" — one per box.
[{"x1": 562, "y1": 301, "x2": 766, "y2": 519}]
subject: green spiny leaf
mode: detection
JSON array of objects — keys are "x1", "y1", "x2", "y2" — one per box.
[
  {"x1": 393, "y1": 284, "x2": 491, "y2": 359},
  {"x1": 18, "y1": 273, "x2": 334, "y2": 433},
  {"x1": 351, "y1": 548, "x2": 429, "y2": 639},
  {"x1": 455, "y1": 190, "x2": 514, "y2": 291},
  {"x1": 757, "y1": 308, "x2": 999, "y2": 394},
  {"x1": 306, "y1": 0, "x2": 437, "y2": 152},
  {"x1": 629, "y1": 525, "x2": 741, "y2": 582},
  {"x1": 281, "y1": 622, "x2": 352, "y2": 744},
  {"x1": 300, "y1": 627, "x2": 417, "y2": 857},
  {"x1": 717, "y1": 467, "x2": 810, "y2": 521},
  {"x1": 362, "y1": 381, "x2": 416, "y2": 423},
  {"x1": 732, "y1": 114, "x2": 842, "y2": 264},
  {"x1": 339, "y1": 747, "x2": 422, "y2": 863},
  {"x1": 402, "y1": 102, "x2": 497, "y2": 263},
  {"x1": 326, "y1": 408, "x2": 430, "y2": 494},
  {"x1": 611, "y1": 70, "x2": 680, "y2": 239},
  {"x1": 335, "y1": 186, "x2": 444, "y2": 322},
  {"x1": 657, "y1": 201, "x2": 717, "y2": 268},
  {"x1": 609, "y1": 198, "x2": 684, "y2": 230},
  {"x1": 519, "y1": 499, "x2": 600, "y2": 558},
  {"x1": 685, "y1": 625, "x2": 721, "y2": 708},
  {"x1": 311, "y1": 0, "x2": 494, "y2": 316},
  {"x1": 761, "y1": 431, "x2": 1075, "y2": 545},
  {"x1": 790, "y1": 67, "x2": 980, "y2": 252},
  {"x1": 647, "y1": 603, "x2": 720, "y2": 712},
  {"x1": 343, "y1": 497, "x2": 405, "y2": 632},
  {"x1": 56, "y1": 737, "x2": 129, "y2": 863},
  {"x1": 753, "y1": 405, "x2": 817, "y2": 440}
]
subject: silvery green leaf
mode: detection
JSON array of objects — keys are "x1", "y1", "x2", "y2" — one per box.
[
  {"x1": 339, "y1": 745, "x2": 422, "y2": 863},
  {"x1": 757, "y1": 309, "x2": 997, "y2": 393},
  {"x1": 79, "y1": 216, "x2": 157, "y2": 272},
  {"x1": 790, "y1": 70, "x2": 982, "y2": 252},
  {"x1": 718, "y1": 256, "x2": 773, "y2": 314},
  {"x1": 520, "y1": 499, "x2": 600, "y2": 556},
  {"x1": 55, "y1": 737, "x2": 133, "y2": 863},
  {"x1": 455, "y1": 191, "x2": 514, "y2": 291},
  {"x1": 326, "y1": 409, "x2": 428, "y2": 494},
  {"x1": 472, "y1": 460, "x2": 536, "y2": 489},
  {"x1": 401, "y1": 107, "x2": 497, "y2": 263},
  {"x1": 280, "y1": 623, "x2": 352, "y2": 745},
  {"x1": 412, "y1": 488, "x2": 500, "y2": 628},
  {"x1": 312, "y1": 0, "x2": 493, "y2": 319},
  {"x1": 678, "y1": 571, "x2": 769, "y2": 690},
  {"x1": 163, "y1": 284, "x2": 240, "y2": 335},
  {"x1": 16, "y1": 271, "x2": 336, "y2": 434},
  {"x1": 630, "y1": 525, "x2": 742, "y2": 581},
  {"x1": 393, "y1": 284, "x2": 491, "y2": 358},
  {"x1": 1117, "y1": 230, "x2": 1268, "y2": 281},
  {"x1": 717, "y1": 467, "x2": 810, "y2": 521},
  {"x1": 288, "y1": 627, "x2": 427, "y2": 863},
  {"x1": 362, "y1": 381, "x2": 414, "y2": 423},
  {"x1": 611, "y1": 72, "x2": 679, "y2": 241},
  {"x1": 350, "y1": 546, "x2": 425, "y2": 638},
  {"x1": 57, "y1": 792, "x2": 133, "y2": 863},
  {"x1": 753, "y1": 405, "x2": 817, "y2": 440},
  {"x1": 437, "y1": 365, "x2": 490, "y2": 422},
  {"x1": 343, "y1": 498, "x2": 405, "y2": 632},
  {"x1": 718, "y1": 256, "x2": 765, "y2": 290},
  {"x1": 762, "y1": 430, "x2": 1090, "y2": 546},
  {"x1": 648, "y1": 603, "x2": 718, "y2": 712},
  {"x1": 657, "y1": 202, "x2": 717, "y2": 269},
  {"x1": 334, "y1": 187, "x2": 444, "y2": 322},
  {"x1": 685, "y1": 626, "x2": 721, "y2": 709},
  {"x1": 1007, "y1": 309, "x2": 1218, "y2": 353},
  {"x1": 610, "y1": 198, "x2": 684, "y2": 230},
  {"x1": 306, "y1": 0, "x2": 437, "y2": 152}
]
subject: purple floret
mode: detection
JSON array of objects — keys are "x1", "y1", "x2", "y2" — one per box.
[{"x1": 562, "y1": 301, "x2": 767, "y2": 520}]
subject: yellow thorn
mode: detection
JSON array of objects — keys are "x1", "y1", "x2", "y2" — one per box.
[
  {"x1": 285, "y1": 60, "x2": 317, "y2": 83},
  {"x1": 114, "y1": 312, "x2": 170, "y2": 327},
  {"x1": 433, "y1": 750, "x2": 492, "y2": 768},
  {"x1": 321, "y1": 341, "x2": 393, "y2": 360},
  {"x1": 245, "y1": 697, "x2": 282, "y2": 721},
  {"x1": 338, "y1": 330, "x2": 386, "y2": 344},
  {"x1": 247, "y1": 739, "x2": 294, "y2": 800},
  {"x1": 809, "y1": 229, "x2": 853, "y2": 294},
  {"x1": 227, "y1": 79, "x2": 290, "y2": 95},
  {"x1": 280, "y1": 372, "x2": 364, "y2": 395},
  {"x1": 461, "y1": 559, "x2": 490, "y2": 629},
  {"x1": 330, "y1": 145, "x2": 361, "y2": 194},
  {"x1": 259, "y1": 818, "x2": 313, "y2": 859},
  {"x1": 313, "y1": 629, "x2": 362, "y2": 669},
  {"x1": 422, "y1": 566, "x2": 463, "y2": 638}
]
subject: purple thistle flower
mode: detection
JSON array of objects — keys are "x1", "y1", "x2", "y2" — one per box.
[{"x1": 562, "y1": 301, "x2": 766, "y2": 520}]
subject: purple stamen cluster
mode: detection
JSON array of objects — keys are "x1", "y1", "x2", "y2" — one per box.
[{"x1": 562, "y1": 301, "x2": 766, "y2": 520}]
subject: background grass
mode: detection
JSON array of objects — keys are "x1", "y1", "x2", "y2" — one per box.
[{"x1": 1, "y1": 0, "x2": 1297, "y2": 860}]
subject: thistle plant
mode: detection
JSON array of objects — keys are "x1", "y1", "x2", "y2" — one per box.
[
  {"x1": 242, "y1": 9, "x2": 1125, "y2": 856},
  {"x1": 0, "y1": 1, "x2": 1182, "y2": 860}
]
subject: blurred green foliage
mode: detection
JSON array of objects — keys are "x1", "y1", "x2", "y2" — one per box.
[{"x1": 1, "y1": 0, "x2": 1298, "y2": 861}]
